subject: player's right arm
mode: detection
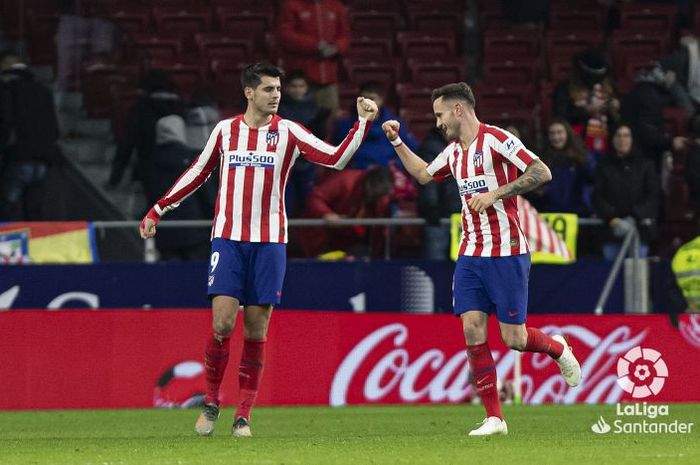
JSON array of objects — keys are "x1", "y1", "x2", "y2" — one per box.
[
  {"x1": 382, "y1": 120, "x2": 434, "y2": 185},
  {"x1": 140, "y1": 121, "x2": 224, "y2": 239}
]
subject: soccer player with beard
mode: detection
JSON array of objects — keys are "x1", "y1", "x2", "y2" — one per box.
[
  {"x1": 140, "y1": 62, "x2": 378, "y2": 437},
  {"x1": 382, "y1": 82, "x2": 582, "y2": 436}
]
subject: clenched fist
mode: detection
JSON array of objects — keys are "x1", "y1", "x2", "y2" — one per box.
[
  {"x1": 382, "y1": 120, "x2": 400, "y2": 141},
  {"x1": 357, "y1": 97, "x2": 379, "y2": 121}
]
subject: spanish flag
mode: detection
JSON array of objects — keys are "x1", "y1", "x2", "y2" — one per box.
[{"x1": 0, "y1": 222, "x2": 98, "y2": 264}]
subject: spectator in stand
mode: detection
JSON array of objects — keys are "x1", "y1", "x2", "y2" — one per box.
[
  {"x1": 150, "y1": 115, "x2": 211, "y2": 260},
  {"x1": 621, "y1": 63, "x2": 689, "y2": 167},
  {"x1": 278, "y1": 0, "x2": 349, "y2": 113},
  {"x1": 299, "y1": 167, "x2": 393, "y2": 258},
  {"x1": 684, "y1": 125, "x2": 700, "y2": 229},
  {"x1": 278, "y1": 70, "x2": 330, "y2": 217},
  {"x1": 55, "y1": 0, "x2": 116, "y2": 98},
  {"x1": 0, "y1": 51, "x2": 60, "y2": 220},
  {"x1": 553, "y1": 48, "x2": 620, "y2": 158},
  {"x1": 593, "y1": 124, "x2": 660, "y2": 260},
  {"x1": 416, "y1": 127, "x2": 457, "y2": 259},
  {"x1": 185, "y1": 87, "x2": 221, "y2": 152},
  {"x1": 334, "y1": 81, "x2": 418, "y2": 170},
  {"x1": 527, "y1": 118, "x2": 593, "y2": 216},
  {"x1": 108, "y1": 69, "x2": 186, "y2": 205}
]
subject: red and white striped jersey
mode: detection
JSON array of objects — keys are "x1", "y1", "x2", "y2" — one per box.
[
  {"x1": 426, "y1": 122, "x2": 539, "y2": 257},
  {"x1": 152, "y1": 114, "x2": 371, "y2": 243}
]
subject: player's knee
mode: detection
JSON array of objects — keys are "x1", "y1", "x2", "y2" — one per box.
[{"x1": 212, "y1": 315, "x2": 235, "y2": 336}]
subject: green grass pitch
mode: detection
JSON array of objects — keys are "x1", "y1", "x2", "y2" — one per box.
[{"x1": 1, "y1": 404, "x2": 698, "y2": 465}]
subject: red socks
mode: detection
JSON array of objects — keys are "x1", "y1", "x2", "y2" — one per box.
[
  {"x1": 466, "y1": 342, "x2": 502, "y2": 420},
  {"x1": 204, "y1": 334, "x2": 231, "y2": 406},
  {"x1": 524, "y1": 327, "x2": 564, "y2": 359},
  {"x1": 235, "y1": 338, "x2": 266, "y2": 421}
]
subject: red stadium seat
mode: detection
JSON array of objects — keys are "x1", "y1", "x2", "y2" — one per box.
[
  {"x1": 546, "y1": 31, "x2": 603, "y2": 62},
  {"x1": 549, "y1": 9, "x2": 605, "y2": 30},
  {"x1": 483, "y1": 31, "x2": 539, "y2": 59},
  {"x1": 480, "y1": 11, "x2": 509, "y2": 31},
  {"x1": 346, "y1": 0, "x2": 403, "y2": 12},
  {"x1": 540, "y1": 81, "x2": 558, "y2": 126},
  {"x1": 620, "y1": 3, "x2": 677, "y2": 31},
  {"x1": 211, "y1": 59, "x2": 248, "y2": 110},
  {"x1": 408, "y1": 10, "x2": 464, "y2": 33},
  {"x1": 147, "y1": 60, "x2": 208, "y2": 98},
  {"x1": 612, "y1": 32, "x2": 671, "y2": 67},
  {"x1": 349, "y1": 11, "x2": 400, "y2": 37},
  {"x1": 472, "y1": 82, "x2": 535, "y2": 110},
  {"x1": 549, "y1": 60, "x2": 573, "y2": 82},
  {"x1": 134, "y1": 35, "x2": 183, "y2": 61},
  {"x1": 399, "y1": 109, "x2": 436, "y2": 144},
  {"x1": 407, "y1": 58, "x2": 466, "y2": 87},
  {"x1": 395, "y1": 83, "x2": 434, "y2": 113},
  {"x1": 664, "y1": 107, "x2": 692, "y2": 138},
  {"x1": 111, "y1": 8, "x2": 150, "y2": 35},
  {"x1": 477, "y1": 108, "x2": 536, "y2": 138},
  {"x1": 153, "y1": 7, "x2": 211, "y2": 35},
  {"x1": 344, "y1": 58, "x2": 405, "y2": 92},
  {"x1": 215, "y1": 7, "x2": 274, "y2": 46},
  {"x1": 337, "y1": 82, "x2": 360, "y2": 115},
  {"x1": 195, "y1": 34, "x2": 254, "y2": 61},
  {"x1": 348, "y1": 36, "x2": 394, "y2": 58},
  {"x1": 27, "y1": 14, "x2": 59, "y2": 65},
  {"x1": 396, "y1": 32, "x2": 457, "y2": 57},
  {"x1": 482, "y1": 60, "x2": 538, "y2": 84}
]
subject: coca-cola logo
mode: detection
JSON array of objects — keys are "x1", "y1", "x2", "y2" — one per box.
[{"x1": 330, "y1": 323, "x2": 648, "y2": 406}]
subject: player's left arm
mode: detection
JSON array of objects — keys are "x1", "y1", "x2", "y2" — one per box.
[
  {"x1": 468, "y1": 134, "x2": 552, "y2": 214},
  {"x1": 290, "y1": 97, "x2": 378, "y2": 170}
]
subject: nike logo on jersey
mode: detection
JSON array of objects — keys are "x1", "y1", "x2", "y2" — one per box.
[
  {"x1": 226, "y1": 150, "x2": 276, "y2": 169},
  {"x1": 458, "y1": 175, "x2": 488, "y2": 196}
]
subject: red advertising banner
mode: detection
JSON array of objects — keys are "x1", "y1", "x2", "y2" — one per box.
[{"x1": 1, "y1": 310, "x2": 699, "y2": 410}]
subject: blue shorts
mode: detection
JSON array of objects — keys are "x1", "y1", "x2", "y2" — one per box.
[
  {"x1": 452, "y1": 254, "x2": 530, "y2": 324},
  {"x1": 207, "y1": 239, "x2": 286, "y2": 306}
]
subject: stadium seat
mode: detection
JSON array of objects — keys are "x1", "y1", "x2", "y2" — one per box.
[
  {"x1": 111, "y1": 88, "x2": 143, "y2": 143},
  {"x1": 481, "y1": 60, "x2": 538, "y2": 85},
  {"x1": 147, "y1": 60, "x2": 208, "y2": 97},
  {"x1": 344, "y1": 58, "x2": 405, "y2": 93},
  {"x1": 348, "y1": 36, "x2": 394, "y2": 58},
  {"x1": 396, "y1": 32, "x2": 456, "y2": 58},
  {"x1": 211, "y1": 59, "x2": 248, "y2": 110},
  {"x1": 546, "y1": 31, "x2": 603, "y2": 62},
  {"x1": 477, "y1": 108, "x2": 536, "y2": 136},
  {"x1": 408, "y1": 10, "x2": 464, "y2": 33},
  {"x1": 664, "y1": 107, "x2": 692, "y2": 138},
  {"x1": 480, "y1": 10, "x2": 509, "y2": 31},
  {"x1": 399, "y1": 109, "x2": 436, "y2": 144},
  {"x1": 111, "y1": 8, "x2": 151, "y2": 35},
  {"x1": 472, "y1": 82, "x2": 535, "y2": 110},
  {"x1": 407, "y1": 58, "x2": 466, "y2": 87},
  {"x1": 27, "y1": 14, "x2": 59, "y2": 65},
  {"x1": 540, "y1": 81, "x2": 558, "y2": 125},
  {"x1": 612, "y1": 32, "x2": 671, "y2": 68},
  {"x1": 215, "y1": 7, "x2": 274, "y2": 46},
  {"x1": 153, "y1": 7, "x2": 211, "y2": 35},
  {"x1": 346, "y1": 0, "x2": 403, "y2": 12},
  {"x1": 134, "y1": 35, "x2": 183, "y2": 61},
  {"x1": 549, "y1": 8, "x2": 605, "y2": 30},
  {"x1": 620, "y1": 3, "x2": 677, "y2": 31},
  {"x1": 195, "y1": 34, "x2": 254, "y2": 61},
  {"x1": 395, "y1": 83, "x2": 434, "y2": 113},
  {"x1": 483, "y1": 31, "x2": 539, "y2": 59},
  {"x1": 349, "y1": 11, "x2": 400, "y2": 37},
  {"x1": 338, "y1": 82, "x2": 360, "y2": 115},
  {"x1": 549, "y1": 60, "x2": 573, "y2": 82}
]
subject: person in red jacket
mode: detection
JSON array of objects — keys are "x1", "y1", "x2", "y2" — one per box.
[
  {"x1": 278, "y1": 0, "x2": 350, "y2": 113},
  {"x1": 300, "y1": 167, "x2": 393, "y2": 258}
]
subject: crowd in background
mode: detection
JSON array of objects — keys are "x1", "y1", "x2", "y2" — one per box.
[{"x1": 1, "y1": 0, "x2": 699, "y2": 261}]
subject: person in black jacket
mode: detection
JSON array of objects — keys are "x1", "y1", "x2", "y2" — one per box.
[
  {"x1": 593, "y1": 124, "x2": 660, "y2": 260},
  {"x1": 416, "y1": 127, "x2": 458, "y2": 259},
  {"x1": 621, "y1": 64, "x2": 689, "y2": 166},
  {"x1": 108, "y1": 69, "x2": 186, "y2": 204},
  {"x1": 0, "y1": 51, "x2": 60, "y2": 220}
]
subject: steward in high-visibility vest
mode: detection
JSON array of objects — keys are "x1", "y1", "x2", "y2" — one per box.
[{"x1": 671, "y1": 237, "x2": 700, "y2": 312}]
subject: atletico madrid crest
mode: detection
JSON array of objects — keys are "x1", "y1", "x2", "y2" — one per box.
[
  {"x1": 266, "y1": 130, "x2": 280, "y2": 147},
  {"x1": 473, "y1": 151, "x2": 483, "y2": 167}
]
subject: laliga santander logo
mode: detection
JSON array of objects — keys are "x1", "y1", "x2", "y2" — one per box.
[{"x1": 616, "y1": 346, "x2": 668, "y2": 398}]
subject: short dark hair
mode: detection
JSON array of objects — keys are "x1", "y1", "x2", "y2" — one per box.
[
  {"x1": 240, "y1": 62, "x2": 285, "y2": 90},
  {"x1": 431, "y1": 82, "x2": 475, "y2": 108},
  {"x1": 359, "y1": 80, "x2": 385, "y2": 97},
  {"x1": 286, "y1": 69, "x2": 307, "y2": 83},
  {"x1": 363, "y1": 167, "x2": 393, "y2": 205}
]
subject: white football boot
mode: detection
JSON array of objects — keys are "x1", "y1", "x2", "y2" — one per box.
[
  {"x1": 195, "y1": 403, "x2": 220, "y2": 436},
  {"x1": 232, "y1": 416, "x2": 252, "y2": 437},
  {"x1": 468, "y1": 416, "x2": 509, "y2": 436},
  {"x1": 553, "y1": 335, "x2": 582, "y2": 387}
]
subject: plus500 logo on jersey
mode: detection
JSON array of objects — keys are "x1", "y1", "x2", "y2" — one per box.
[
  {"x1": 226, "y1": 150, "x2": 276, "y2": 169},
  {"x1": 458, "y1": 175, "x2": 488, "y2": 196}
]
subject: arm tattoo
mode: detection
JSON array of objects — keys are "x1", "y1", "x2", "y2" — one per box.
[{"x1": 496, "y1": 160, "x2": 551, "y2": 199}]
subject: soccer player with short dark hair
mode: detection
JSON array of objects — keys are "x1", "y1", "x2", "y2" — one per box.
[
  {"x1": 140, "y1": 61, "x2": 378, "y2": 437},
  {"x1": 382, "y1": 81, "x2": 582, "y2": 436}
]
